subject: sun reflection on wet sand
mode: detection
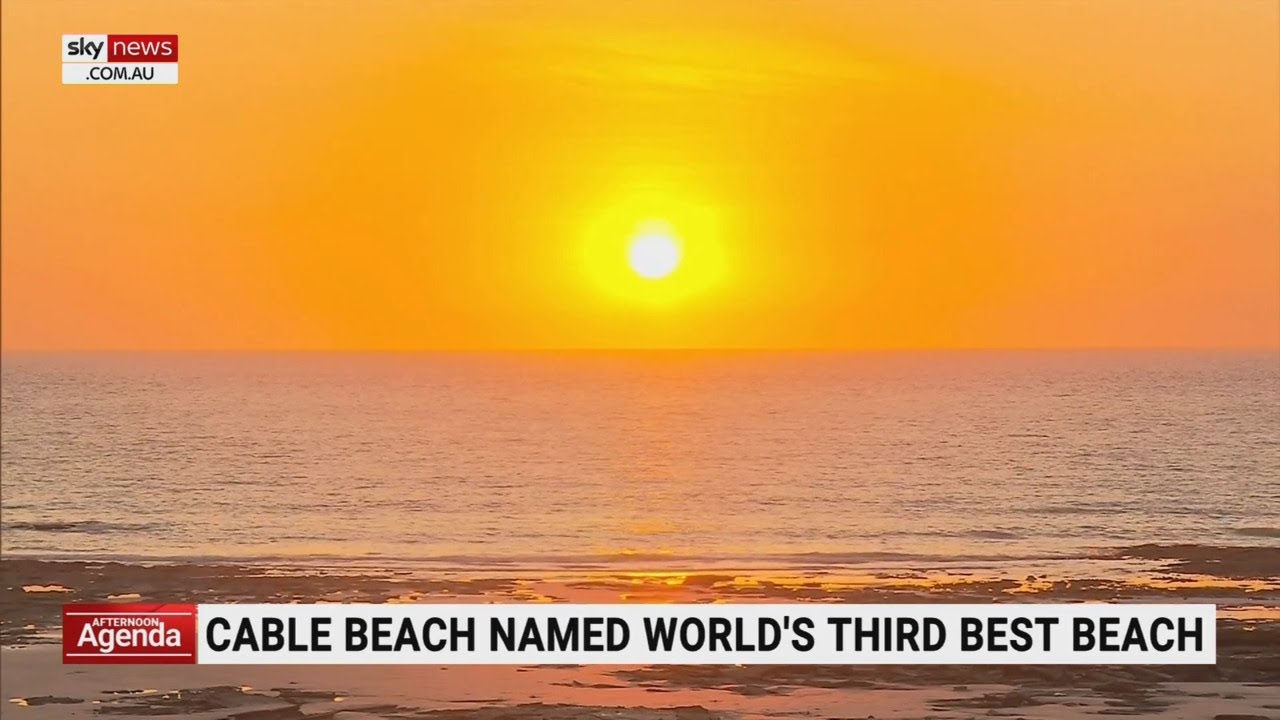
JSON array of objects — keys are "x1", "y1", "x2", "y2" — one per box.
[{"x1": 530, "y1": 567, "x2": 1280, "y2": 607}]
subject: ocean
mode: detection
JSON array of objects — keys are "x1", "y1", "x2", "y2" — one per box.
[{"x1": 2, "y1": 351, "x2": 1277, "y2": 579}]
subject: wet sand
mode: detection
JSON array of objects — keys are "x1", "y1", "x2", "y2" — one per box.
[
  {"x1": 6, "y1": 646, "x2": 1280, "y2": 720},
  {"x1": 2, "y1": 548, "x2": 1277, "y2": 719}
]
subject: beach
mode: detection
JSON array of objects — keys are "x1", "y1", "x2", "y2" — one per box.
[
  {"x1": 4, "y1": 0, "x2": 1278, "y2": 712},
  {"x1": 3, "y1": 546, "x2": 1278, "y2": 719},
  {"x1": 2, "y1": 351, "x2": 1278, "y2": 718}
]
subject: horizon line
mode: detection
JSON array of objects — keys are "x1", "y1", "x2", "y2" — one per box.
[{"x1": 2, "y1": 345, "x2": 1278, "y2": 354}]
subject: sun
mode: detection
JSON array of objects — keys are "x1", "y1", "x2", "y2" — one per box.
[
  {"x1": 628, "y1": 225, "x2": 681, "y2": 280},
  {"x1": 579, "y1": 196, "x2": 726, "y2": 307}
]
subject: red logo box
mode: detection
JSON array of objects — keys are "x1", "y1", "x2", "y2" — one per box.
[
  {"x1": 63, "y1": 604, "x2": 197, "y2": 664},
  {"x1": 106, "y1": 34, "x2": 178, "y2": 62}
]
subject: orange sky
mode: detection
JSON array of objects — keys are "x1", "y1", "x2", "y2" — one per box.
[{"x1": 2, "y1": 0, "x2": 1277, "y2": 350}]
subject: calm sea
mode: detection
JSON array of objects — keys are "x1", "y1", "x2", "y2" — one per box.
[{"x1": 2, "y1": 352, "x2": 1277, "y2": 577}]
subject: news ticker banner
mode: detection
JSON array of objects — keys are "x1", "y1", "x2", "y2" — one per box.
[
  {"x1": 64, "y1": 603, "x2": 1214, "y2": 665},
  {"x1": 62, "y1": 35, "x2": 178, "y2": 85}
]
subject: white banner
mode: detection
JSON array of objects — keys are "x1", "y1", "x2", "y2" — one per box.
[{"x1": 196, "y1": 603, "x2": 1216, "y2": 665}]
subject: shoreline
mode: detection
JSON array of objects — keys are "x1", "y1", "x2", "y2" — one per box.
[
  {"x1": 5, "y1": 632, "x2": 1279, "y2": 719},
  {"x1": 4, "y1": 547, "x2": 1277, "y2": 642},
  {"x1": 4, "y1": 551, "x2": 1277, "y2": 718}
]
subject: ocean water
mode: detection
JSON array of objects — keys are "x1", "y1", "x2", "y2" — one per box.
[{"x1": 1, "y1": 352, "x2": 1277, "y2": 576}]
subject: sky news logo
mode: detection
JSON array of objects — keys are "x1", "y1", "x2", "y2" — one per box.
[{"x1": 62, "y1": 34, "x2": 179, "y2": 85}]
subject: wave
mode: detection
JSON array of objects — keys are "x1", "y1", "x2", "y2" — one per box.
[
  {"x1": 1233, "y1": 526, "x2": 1280, "y2": 539},
  {"x1": 958, "y1": 529, "x2": 1021, "y2": 540},
  {"x1": 1110, "y1": 543, "x2": 1280, "y2": 580},
  {"x1": 3, "y1": 520, "x2": 161, "y2": 534},
  {"x1": 0, "y1": 547, "x2": 1077, "y2": 573},
  {"x1": 1030, "y1": 504, "x2": 1135, "y2": 516}
]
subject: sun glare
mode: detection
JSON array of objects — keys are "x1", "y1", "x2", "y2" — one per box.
[
  {"x1": 578, "y1": 192, "x2": 727, "y2": 310},
  {"x1": 628, "y1": 227, "x2": 681, "y2": 280}
]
